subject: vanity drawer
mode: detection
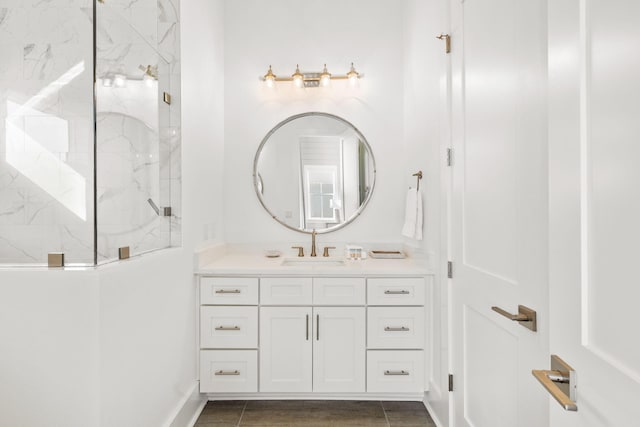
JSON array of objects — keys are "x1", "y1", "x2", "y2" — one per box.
[
  {"x1": 313, "y1": 278, "x2": 366, "y2": 305},
  {"x1": 261, "y1": 277, "x2": 313, "y2": 305},
  {"x1": 200, "y1": 277, "x2": 259, "y2": 305},
  {"x1": 200, "y1": 350, "x2": 258, "y2": 393},
  {"x1": 200, "y1": 306, "x2": 258, "y2": 349},
  {"x1": 367, "y1": 307, "x2": 425, "y2": 349},
  {"x1": 367, "y1": 278, "x2": 425, "y2": 306},
  {"x1": 366, "y1": 350, "x2": 425, "y2": 393}
]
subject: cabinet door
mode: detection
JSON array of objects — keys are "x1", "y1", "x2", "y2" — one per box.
[
  {"x1": 259, "y1": 307, "x2": 312, "y2": 392},
  {"x1": 313, "y1": 307, "x2": 366, "y2": 393}
]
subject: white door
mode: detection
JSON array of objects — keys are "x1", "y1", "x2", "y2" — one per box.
[
  {"x1": 547, "y1": 0, "x2": 640, "y2": 425},
  {"x1": 312, "y1": 307, "x2": 365, "y2": 393},
  {"x1": 450, "y1": 0, "x2": 549, "y2": 425},
  {"x1": 259, "y1": 307, "x2": 312, "y2": 392}
]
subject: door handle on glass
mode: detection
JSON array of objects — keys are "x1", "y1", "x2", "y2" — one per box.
[
  {"x1": 215, "y1": 326, "x2": 240, "y2": 331},
  {"x1": 532, "y1": 355, "x2": 577, "y2": 411},
  {"x1": 491, "y1": 305, "x2": 537, "y2": 332}
]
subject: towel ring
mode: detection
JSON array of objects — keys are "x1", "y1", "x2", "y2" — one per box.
[{"x1": 412, "y1": 171, "x2": 423, "y2": 191}]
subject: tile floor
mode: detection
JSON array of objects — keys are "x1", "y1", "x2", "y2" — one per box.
[{"x1": 194, "y1": 400, "x2": 436, "y2": 426}]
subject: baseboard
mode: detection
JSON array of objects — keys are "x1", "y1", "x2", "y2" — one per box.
[
  {"x1": 205, "y1": 392, "x2": 424, "y2": 401},
  {"x1": 166, "y1": 381, "x2": 207, "y2": 427},
  {"x1": 423, "y1": 395, "x2": 445, "y2": 427}
]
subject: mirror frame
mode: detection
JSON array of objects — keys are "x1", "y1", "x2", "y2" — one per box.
[{"x1": 253, "y1": 112, "x2": 376, "y2": 234}]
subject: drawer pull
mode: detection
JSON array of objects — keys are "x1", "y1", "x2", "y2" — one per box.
[
  {"x1": 385, "y1": 326, "x2": 410, "y2": 332},
  {"x1": 215, "y1": 326, "x2": 241, "y2": 331},
  {"x1": 215, "y1": 289, "x2": 241, "y2": 294},
  {"x1": 384, "y1": 290, "x2": 410, "y2": 295},
  {"x1": 215, "y1": 370, "x2": 240, "y2": 376},
  {"x1": 385, "y1": 370, "x2": 410, "y2": 376}
]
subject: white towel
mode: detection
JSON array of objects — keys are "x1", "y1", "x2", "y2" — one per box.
[{"x1": 401, "y1": 188, "x2": 423, "y2": 240}]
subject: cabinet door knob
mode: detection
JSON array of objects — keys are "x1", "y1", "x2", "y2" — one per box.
[
  {"x1": 385, "y1": 370, "x2": 410, "y2": 376},
  {"x1": 385, "y1": 326, "x2": 410, "y2": 332},
  {"x1": 215, "y1": 326, "x2": 240, "y2": 331},
  {"x1": 384, "y1": 290, "x2": 410, "y2": 295},
  {"x1": 215, "y1": 370, "x2": 240, "y2": 376},
  {"x1": 215, "y1": 289, "x2": 241, "y2": 294}
]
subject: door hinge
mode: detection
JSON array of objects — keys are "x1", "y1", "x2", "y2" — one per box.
[
  {"x1": 447, "y1": 261, "x2": 453, "y2": 279},
  {"x1": 449, "y1": 374, "x2": 454, "y2": 392},
  {"x1": 446, "y1": 148, "x2": 453, "y2": 166}
]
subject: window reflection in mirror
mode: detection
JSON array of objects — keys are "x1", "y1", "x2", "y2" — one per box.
[{"x1": 254, "y1": 112, "x2": 375, "y2": 234}]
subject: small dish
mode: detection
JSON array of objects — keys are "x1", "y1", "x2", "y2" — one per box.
[{"x1": 264, "y1": 250, "x2": 282, "y2": 258}]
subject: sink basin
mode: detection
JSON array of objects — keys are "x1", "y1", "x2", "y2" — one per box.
[{"x1": 281, "y1": 257, "x2": 346, "y2": 267}]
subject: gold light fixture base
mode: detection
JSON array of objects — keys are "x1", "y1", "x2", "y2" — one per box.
[{"x1": 262, "y1": 63, "x2": 363, "y2": 88}]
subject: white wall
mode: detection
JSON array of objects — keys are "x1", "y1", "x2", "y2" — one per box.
[
  {"x1": 403, "y1": 0, "x2": 449, "y2": 425},
  {"x1": 0, "y1": 270, "x2": 100, "y2": 426},
  {"x1": 222, "y1": 0, "x2": 407, "y2": 245}
]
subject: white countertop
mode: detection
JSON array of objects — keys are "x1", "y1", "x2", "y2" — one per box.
[{"x1": 196, "y1": 252, "x2": 433, "y2": 277}]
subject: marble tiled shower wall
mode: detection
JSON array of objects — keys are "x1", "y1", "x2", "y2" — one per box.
[{"x1": 0, "y1": 0, "x2": 181, "y2": 265}]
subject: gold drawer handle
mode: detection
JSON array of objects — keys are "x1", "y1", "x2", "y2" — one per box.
[
  {"x1": 215, "y1": 370, "x2": 240, "y2": 376},
  {"x1": 215, "y1": 326, "x2": 240, "y2": 331},
  {"x1": 385, "y1": 370, "x2": 410, "y2": 376},
  {"x1": 385, "y1": 326, "x2": 410, "y2": 332},
  {"x1": 215, "y1": 289, "x2": 241, "y2": 294},
  {"x1": 384, "y1": 290, "x2": 410, "y2": 295}
]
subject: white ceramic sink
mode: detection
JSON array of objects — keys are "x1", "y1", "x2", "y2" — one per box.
[{"x1": 280, "y1": 257, "x2": 346, "y2": 267}]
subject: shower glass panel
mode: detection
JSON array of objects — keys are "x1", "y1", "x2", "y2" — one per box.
[
  {"x1": 95, "y1": 4, "x2": 172, "y2": 263},
  {"x1": 0, "y1": 6, "x2": 94, "y2": 266},
  {"x1": 0, "y1": 1, "x2": 178, "y2": 266}
]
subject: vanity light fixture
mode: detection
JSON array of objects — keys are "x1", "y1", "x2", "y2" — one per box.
[{"x1": 262, "y1": 63, "x2": 363, "y2": 88}]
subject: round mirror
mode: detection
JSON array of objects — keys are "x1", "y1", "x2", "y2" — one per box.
[{"x1": 254, "y1": 112, "x2": 376, "y2": 234}]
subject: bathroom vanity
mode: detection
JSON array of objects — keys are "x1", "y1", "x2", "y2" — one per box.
[{"x1": 196, "y1": 252, "x2": 433, "y2": 400}]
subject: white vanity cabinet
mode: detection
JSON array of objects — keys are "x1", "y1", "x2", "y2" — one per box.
[{"x1": 197, "y1": 272, "x2": 429, "y2": 398}]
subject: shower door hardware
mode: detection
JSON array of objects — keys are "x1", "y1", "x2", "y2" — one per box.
[
  {"x1": 384, "y1": 290, "x2": 410, "y2": 295},
  {"x1": 147, "y1": 198, "x2": 172, "y2": 216},
  {"x1": 491, "y1": 305, "x2": 537, "y2": 332},
  {"x1": 163, "y1": 92, "x2": 171, "y2": 105},
  {"x1": 447, "y1": 261, "x2": 453, "y2": 278},
  {"x1": 436, "y1": 33, "x2": 451, "y2": 53},
  {"x1": 385, "y1": 370, "x2": 410, "y2": 376},
  {"x1": 215, "y1": 289, "x2": 241, "y2": 294},
  {"x1": 215, "y1": 370, "x2": 240, "y2": 376},
  {"x1": 48, "y1": 253, "x2": 64, "y2": 268},
  {"x1": 532, "y1": 355, "x2": 577, "y2": 411},
  {"x1": 385, "y1": 326, "x2": 410, "y2": 332},
  {"x1": 118, "y1": 246, "x2": 130, "y2": 260},
  {"x1": 447, "y1": 148, "x2": 454, "y2": 166},
  {"x1": 215, "y1": 326, "x2": 241, "y2": 331}
]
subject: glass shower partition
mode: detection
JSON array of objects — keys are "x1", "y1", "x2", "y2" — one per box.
[
  {"x1": 0, "y1": 1, "x2": 177, "y2": 266},
  {"x1": 95, "y1": 2, "x2": 172, "y2": 264}
]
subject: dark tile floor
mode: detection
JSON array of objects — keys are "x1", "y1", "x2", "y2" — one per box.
[{"x1": 194, "y1": 400, "x2": 436, "y2": 426}]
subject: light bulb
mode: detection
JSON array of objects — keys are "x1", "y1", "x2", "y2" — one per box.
[
  {"x1": 292, "y1": 64, "x2": 304, "y2": 88},
  {"x1": 114, "y1": 74, "x2": 127, "y2": 88},
  {"x1": 319, "y1": 64, "x2": 331, "y2": 87},
  {"x1": 143, "y1": 73, "x2": 154, "y2": 87},
  {"x1": 346, "y1": 62, "x2": 360, "y2": 85},
  {"x1": 263, "y1": 65, "x2": 276, "y2": 88}
]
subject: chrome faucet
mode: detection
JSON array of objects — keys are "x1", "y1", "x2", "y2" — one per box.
[{"x1": 310, "y1": 229, "x2": 317, "y2": 257}]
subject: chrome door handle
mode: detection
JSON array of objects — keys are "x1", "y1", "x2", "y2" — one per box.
[
  {"x1": 384, "y1": 290, "x2": 410, "y2": 295},
  {"x1": 385, "y1": 326, "x2": 410, "y2": 331},
  {"x1": 491, "y1": 305, "x2": 537, "y2": 331},
  {"x1": 385, "y1": 370, "x2": 410, "y2": 376},
  {"x1": 215, "y1": 370, "x2": 240, "y2": 376},
  {"x1": 215, "y1": 326, "x2": 240, "y2": 331},
  {"x1": 215, "y1": 289, "x2": 241, "y2": 294},
  {"x1": 532, "y1": 355, "x2": 577, "y2": 411}
]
